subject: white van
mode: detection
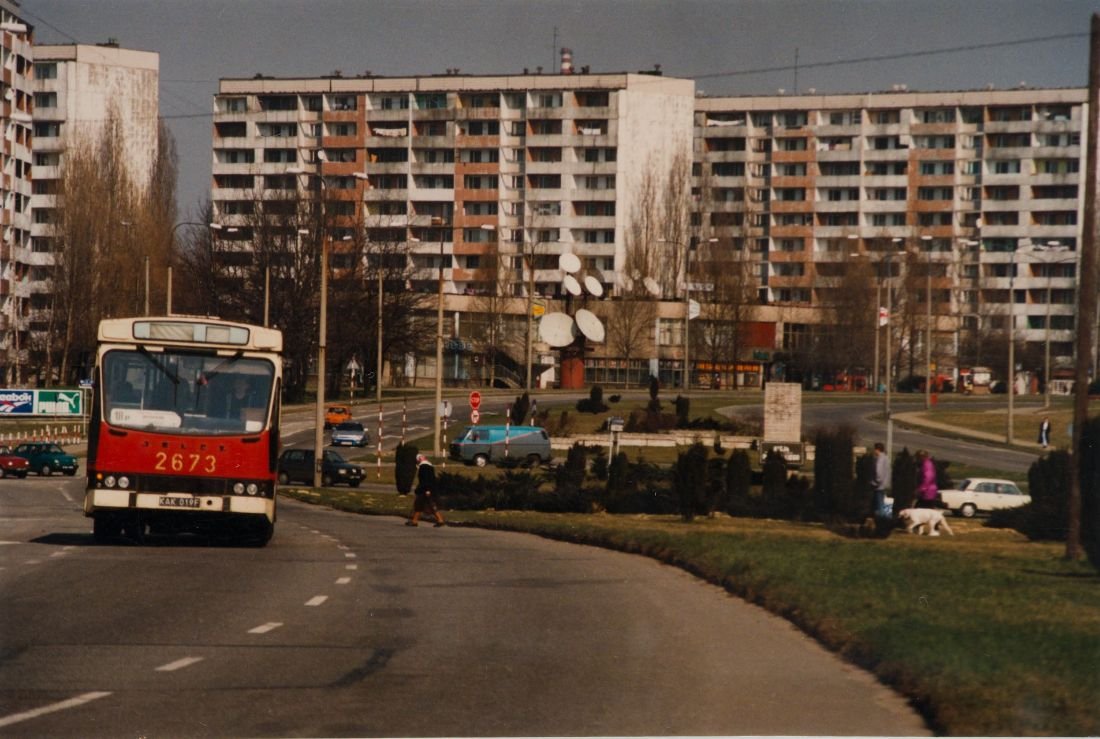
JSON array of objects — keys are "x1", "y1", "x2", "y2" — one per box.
[{"x1": 449, "y1": 425, "x2": 552, "y2": 467}]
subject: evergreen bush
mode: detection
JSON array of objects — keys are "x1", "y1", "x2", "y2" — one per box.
[
  {"x1": 673, "y1": 442, "x2": 709, "y2": 521},
  {"x1": 511, "y1": 392, "x2": 531, "y2": 426},
  {"x1": 725, "y1": 449, "x2": 753, "y2": 516},
  {"x1": 674, "y1": 395, "x2": 690, "y2": 427},
  {"x1": 891, "y1": 448, "x2": 918, "y2": 512},
  {"x1": 812, "y1": 426, "x2": 857, "y2": 521}
]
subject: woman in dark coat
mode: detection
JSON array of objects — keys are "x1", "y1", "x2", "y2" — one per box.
[{"x1": 406, "y1": 455, "x2": 445, "y2": 527}]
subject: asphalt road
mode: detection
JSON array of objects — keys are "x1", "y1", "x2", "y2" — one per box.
[{"x1": 0, "y1": 474, "x2": 930, "y2": 736}]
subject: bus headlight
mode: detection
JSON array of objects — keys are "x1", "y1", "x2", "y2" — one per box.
[
  {"x1": 117, "y1": 476, "x2": 131, "y2": 489},
  {"x1": 232, "y1": 482, "x2": 245, "y2": 495},
  {"x1": 104, "y1": 475, "x2": 116, "y2": 488},
  {"x1": 246, "y1": 483, "x2": 259, "y2": 496}
]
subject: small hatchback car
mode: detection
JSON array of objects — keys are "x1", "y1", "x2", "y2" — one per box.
[
  {"x1": 277, "y1": 448, "x2": 364, "y2": 488},
  {"x1": 331, "y1": 421, "x2": 369, "y2": 447},
  {"x1": 0, "y1": 445, "x2": 30, "y2": 478},
  {"x1": 12, "y1": 442, "x2": 79, "y2": 476},
  {"x1": 323, "y1": 404, "x2": 353, "y2": 429}
]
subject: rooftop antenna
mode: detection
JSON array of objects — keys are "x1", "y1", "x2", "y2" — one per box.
[
  {"x1": 552, "y1": 26, "x2": 559, "y2": 70},
  {"x1": 793, "y1": 47, "x2": 799, "y2": 94}
]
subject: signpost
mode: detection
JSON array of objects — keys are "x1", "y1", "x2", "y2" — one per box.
[
  {"x1": 469, "y1": 391, "x2": 481, "y2": 410},
  {"x1": 471, "y1": 409, "x2": 480, "y2": 424}
]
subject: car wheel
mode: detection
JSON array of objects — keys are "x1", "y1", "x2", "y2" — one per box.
[
  {"x1": 277, "y1": 471, "x2": 289, "y2": 485},
  {"x1": 40, "y1": 465, "x2": 52, "y2": 476},
  {"x1": 64, "y1": 470, "x2": 76, "y2": 477},
  {"x1": 0, "y1": 469, "x2": 7, "y2": 479},
  {"x1": 960, "y1": 503, "x2": 977, "y2": 518},
  {"x1": 17, "y1": 471, "x2": 26, "y2": 478},
  {"x1": 474, "y1": 454, "x2": 489, "y2": 468},
  {"x1": 350, "y1": 480, "x2": 361, "y2": 488}
]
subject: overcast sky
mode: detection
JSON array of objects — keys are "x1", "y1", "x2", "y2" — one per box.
[{"x1": 24, "y1": 0, "x2": 1100, "y2": 217}]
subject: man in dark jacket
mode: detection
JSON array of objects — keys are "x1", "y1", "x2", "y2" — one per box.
[{"x1": 406, "y1": 455, "x2": 445, "y2": 527}]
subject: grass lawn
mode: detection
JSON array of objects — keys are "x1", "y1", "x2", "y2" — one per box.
[{"x1": 283, "y1": 485, "x2": 1100, "y2": 736}]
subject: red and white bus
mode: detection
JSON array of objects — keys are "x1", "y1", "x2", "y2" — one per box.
[{"x1": 84, "y1": 316, "x2": 283, "y2": 545}]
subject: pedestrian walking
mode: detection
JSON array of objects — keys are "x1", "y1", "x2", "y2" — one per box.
[
  {"x1": 870, "y1": 442, "x2": 891, "y2": 520},
  {"x1": 406, "y1": 454, "x2": 445, "y2": 527},
  {"x1": 914, "y1": 449, "x2": 940, "y2": 509},
  {"x1": 1038, "y1": 416, "x2": 1051, "y2": 449}
]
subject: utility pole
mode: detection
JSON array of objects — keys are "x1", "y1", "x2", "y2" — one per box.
[{"x1": 1067, "y1": 12, "x2": 1100, "y2": 561}]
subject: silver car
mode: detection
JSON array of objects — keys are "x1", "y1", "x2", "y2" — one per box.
[{"x1": 330, "y1": 421, "x2": 369, "y2": 448}]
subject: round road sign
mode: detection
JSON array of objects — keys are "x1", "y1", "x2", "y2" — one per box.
[
  {"x1": 469, "y1": 391, "x2": 481, "y2": 409},
  {"x1": 470, "y1": 409, "x2": 481, "y2": 424}
]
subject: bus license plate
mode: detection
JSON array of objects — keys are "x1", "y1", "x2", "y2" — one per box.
[{"x1": 159, "y1": 496, "x2": 200, "y2": 509}]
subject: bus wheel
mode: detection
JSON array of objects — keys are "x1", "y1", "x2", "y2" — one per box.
[
  {"x1": 93, "y1": 516, "x2": 121, "y2": 543},
  {"x1": 249, "y1": 520, "x2": 273, "y2": 547},
  {"x1": 123, "y1": 517, "x2": 146, "y2": 544},
  {"x1": 474, "y1": 454, "x2": 489, "y2": 467}
]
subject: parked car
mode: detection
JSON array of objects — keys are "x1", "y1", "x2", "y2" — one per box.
[
  {"x1": 938, "y1": 477, "x2": 1031, "y2": 518},
  {"x1": 12, "y1": 442, "x2": 79, "y2": 476},
  {"x1": 277, "y1": 448, "x2": 364, "y2": 487},
  {"x1": 331, "y1": 421, "x2": 369, "y2": 447},
  {"x1": 0, "y1": 446, "x2": 29, "y2": 478},
  {"x1": 449, "y1": 425, "x2": 552, "y2": 467},
  {"x1": 323, "y1": 404, "x2": 353, "y2": 429}
]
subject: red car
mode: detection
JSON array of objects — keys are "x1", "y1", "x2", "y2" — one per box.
[{"x1": 0, "y1": 446, "x2": 30, "y2": 478}]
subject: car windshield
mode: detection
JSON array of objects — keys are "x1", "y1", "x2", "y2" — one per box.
[
  {"x1": 102, "y1": 349, "x2": 275, "y2": 435},
  {"x1": 335, "y1": 422, "x2": 363, "y2": 432},
  {"x1": 323, "y1": 450, "x2": 347, "y2": 463}
]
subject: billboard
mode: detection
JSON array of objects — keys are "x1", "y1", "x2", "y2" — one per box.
[{"x1": 0, "y1": 389, "x2": 84, "y2": 416}]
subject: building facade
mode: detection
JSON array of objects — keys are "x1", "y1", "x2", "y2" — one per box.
[
  {"x1": 29, "y1": 42, "x2": 159, "y2": 378},
  {"x1": 0, "y1": 0, "x2": 32, "y2": 383},
  {"x1": 211, "y1": 69, "x2": 1090, "y2": 390}
]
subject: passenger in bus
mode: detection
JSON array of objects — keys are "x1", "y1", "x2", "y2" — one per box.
[{"x1": 111, "y1": 379, "x2": 140, "y2": 405}]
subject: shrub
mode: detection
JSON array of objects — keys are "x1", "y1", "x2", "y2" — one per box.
[
  {"x1": 511, "y1": 392, "x2": 531, "y2": 426},
  {"x1": 1082, "y1": 416, "x2": 1100, "y2": 571},
  {"x1": 590, "y1": 446, "x2": 609, "y2": 481},
  {"x1": 606, "y1": 451, "x2": 630, "y2": 498},
  {"x1": 608, "y1": 394, "x2": 621, "y2": 403},
  {"x1": 673, "y1": 442, "x2": 709, "y2": 521},
  {"x1": 761, "y1": 450, "x2": 789, "y2": 508},
  {"x1": 555, "y1": 443, "x2": 588, "y2": 498},
  {"x1": 576, "y1": 385, "x2": 609, "y2": 414},
  {"x1": 990, "y1": 450, "x2": 1070, "y2": 540},
  {"x1": 705, "y1": 455, "x2": 727, "y2": 515},
  {"x1": 891, "y1": 448, "x2": 918, "y2": 512},
  {"x1": 725, "y1": 449, "x2": 753, "y2": 515},
  {"x1": 812, "y1": 425, "x2": 857, "y2": 521},
  {"x1": 394, "y1": 443, "x2": 418, "y2": 494},
  {"x1": 546, "y1": 409, "x2": 576, "y2": 436},
  {"x1": 674, "y1": 395, "x2": 690, "y2": 427}
]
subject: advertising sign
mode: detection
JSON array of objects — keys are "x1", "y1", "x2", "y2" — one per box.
[{"x1": 0, "y1": 389, "x2": 84, "y2": 416}]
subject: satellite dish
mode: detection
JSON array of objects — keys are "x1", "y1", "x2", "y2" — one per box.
[
  {"x1": 539, "y1": 312, "x2": 576, "y2": 348},
  {"x1": 574, "y1": 309, "x2": 605, "y2": 343},
  {"x1": 643, "y1": 277, "x2": 661, "y2": 296},
  {"x1": 559, "y1": 252, "x2": 582, "y2": 274},
  {"x1": 583, "y1": 275, "x2": 604, "y2": 297},
  {"x1": 562, "y1": 274, "x2": 582, "y2": 296}
]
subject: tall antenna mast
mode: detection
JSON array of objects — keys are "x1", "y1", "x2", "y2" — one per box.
[
  {"x1": 552, "y1": 26, "x2": 559, "y2": 70},
  {"x1": 793, "y1": 47, "x2": 800, "y2": 94}
]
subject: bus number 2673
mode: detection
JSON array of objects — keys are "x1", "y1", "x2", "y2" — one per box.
[{"x1": 155, "y1": 451, "x2": 217, "y2": 474}]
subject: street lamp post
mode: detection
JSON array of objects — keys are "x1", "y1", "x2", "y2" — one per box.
[
  {"x1": 431, "y1": 218, "x2": 447, "y2": 457},
  {"x1": 921, "y1": 235, "x2": 933, "y2": 411},
  {"x1": 1032, "y1": 241, "x2": 1072, "y2": 410},
  {"x1": 1006, "y1": 246, "x2": 1018, "y2": 445},
  {"x1": 884, "y1": 237, "x2": 903, "y2": 458}
]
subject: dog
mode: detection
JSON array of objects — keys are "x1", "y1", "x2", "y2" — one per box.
[{"x1": 898, "y1": 507, "x2": 954, "y2": 536}]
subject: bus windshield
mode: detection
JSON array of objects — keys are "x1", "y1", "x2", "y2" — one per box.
[{"x1": 102, "y1": 349, "x2": 276, "y2": 435}]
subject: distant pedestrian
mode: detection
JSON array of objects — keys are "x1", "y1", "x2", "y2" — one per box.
[
  {"x1": 914, "y1": 450, "x2": 940, "y2": 509},
  {"x1": 1038, "y1": 417, "x2": 1051, "y2": 449},
  {"x1": 870, "y1": 442, "x2": 891, "y2": 520},
  {"x1": 406, "y1": 455, "x2": 445, "y2": 528}
]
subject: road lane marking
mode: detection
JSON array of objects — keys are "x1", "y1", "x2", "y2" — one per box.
[
  {"x1": 0, "y1": 691, "x2": 112, "y2": 728},
  {"x1": 248, "y1": 622, "x2": 283, "y2": 634},
  {"x1": 346, "y1": 563, "x2": 358, "y2": 570},
  {"x1": 337, "y1": 544, "x2": 349, "y2": 550},
  {"x1": 155, "y1": 657, "x2": 204, "y2": 672},
  {"x1": 336, "y1": 577, "x2": 351, "y2": 585},
  {"x1": 305, "y1": 595, "x2": 328, "y2": 607},
  {"x1": 344, "y1": 552, "x2": 356, "y2": 559}
]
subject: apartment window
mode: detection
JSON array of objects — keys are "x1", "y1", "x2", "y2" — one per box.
[
  {"x1": 33, "y1": 92, "x2": 57, "y2": 109},
  {"x1": 463, "y1": 174, "x2": 498, "y2": 189},
  {"x1": 823, "y1": 188, "x2": 859, "y2": 202},
  {"x1": 919, "y1": 109, "x2": 956, "y2": 123},
  {"x1": 215, "y1": 121, "x2": 246, "y2": 138},
  {"x1": 327, "y1": 122, "x2": 357, "y2": 137},
  {"x1": 960, "y1": 135, "x2": 983, "y2": 150},
  {"x1": 961, "y1": 160, "x2": 982, "y2": 175},
  {"x1": 417, "y1": 148, "x2": 454, "y2": 163},
  {"x1": 413, "y1": 175, "x2": 449, "y2": 189},
  {"x1": 529, "y1": 147, "x2": 560, "y2": 163},
  {"x1": 867, "y1": 161, "x2": 908, "y2": 176},
  {"x1": 988, "y1": 133, "x2": 1030, "y2": 148},
  {"x1": 415, "y1": 93, "x2": 447, "y2": 109},
  {"x1": 991, "y1": 160, "x2": 1021, "y2": 174},
  {"x1": 379, "y1": 95, "x2": 409, "y2": 110},
  {"x1": 529, "y1": 174, "x2": 561, "y2": 189},
  {"x1": 868, "y1": 109, "x2": 900, "y2": 124},
  {"x1": 369, "y1": 148, "x2": 408, "y2": 163},
  {"x1": 263, "y1": 149, "x2": 296, "y2": 164},
  {"x1": 712, "y1": 162, "x2": 745, "y2": 177},
  {"x1": 827, "y1": 110, "x2": 861, "y2": 126},
  {"x1": 1032, "y1": 211, "x2": 1078, "y2": 226},
  {"x1": 582, "y1": 147, "x2": 617, "y2": 162},
  {"x1": 34, "y1": 152, "x2": 60, "y2": 167},
  {"x1": 960, "y1": 186, "x2": 980, "y2": 201},
  {"x1": 466, "y1": 120, "x2": 499, "y2": 136},
  {"x1": 984, "y1": 211, "x2": 1019, "y2": 226},
  {"x1": 463, "y1": 202, "x2": 498, "y2": 216},
  {"x1": 576, "y1": 202, "x2": 615, "y2": 217},
  {"x1": 259, "y1": 123, "x2": 297, "y2": 138},
  {"x1": 774, "y1": 137, "x2": 807, "y2": 152},
  {"x1": 33, "y1": 122, "x2": 61, "y2": 138},
  {"x1": 582, "y1": 175, "x2": 615, "y2": 190},
  {"x1": 375, "y1": 174, "x2": 410, "y2": 189},
  {"x1": 775, "y1": 162, "x2": 807, "y2": 177},
  {"x1": 217, "y1": 149, "x2": 254, "y2": 164},
  {"x1": 415, "y1": 121, "x2": 446, "y2": 137},
  {"x1": 779, "y1": 111, "x2": 808, "y2": 128},
  {"x1": 985, "y1": 186, "x2": 1019, "y2": 200},
  {"x1": 263, "y1": 175, "x2": 295, "y2": 190},
  {"x1": 776, "y1": 239, "x2": 803, "y2": 252},
  {"x1": 464, "y1": 149, "x2": 500, "y2": 163},
  {"x1": 327, "y1": 95, "x2": 356, "y2": 111},
  {"x1": 989, "y1": 106, "x2": 1031, "y2": 122},
  {"x1": 1039, "y1": 132, "x2": 1080, "y2": 147},
  {"x1": 504, "y1": 93, "x2": 526, "y2": 110},
  {"x1": 774, "y1": 188, "x2": 805, "y2": 202},
  {"x1": 871, "y1": 213, "x2": 907, "y2": 226},
  {"x1": 576, "y1": 91, "x2": 609, "y2": 107},
  {"x1": 464, "y1": 94, "x2": 497, "y2": 109},
  {"x1": 868, "y1": 187, "x2": 907, "y2": 201},
  {"x1": 919, "y1": 160, "x2": 955, "y2": 175},
  {"x1": 258, "y1": 95, "x2": 296, "y2": 111},
  {"x1": 1032, "y1": 185, "x2": 1078, "y2": 199},
  {"x1": 533, "y1": 92, "x2": 562, "y2": 108},
  {"x1": 215, "y1": 174, "x2": 254, "y2": 189},
  {"x1": 576, "y1": 120, "x2": 607, "y2": 136},
  {"x1": 914, "y1": 135, "x2": 954, "y2": 149},
  {"x1": 918, "y1": 212, "x2": 952, "y2": 226},
  {"x1": 960, "y1": 107, "x2": 982, "y2": 124},
  {"x1": 582, "y1": 229, "x2": 616, "y2": 243},
  {"x1": 819, "y1": 162, "x2": 859, "y2": 177},
  {"x1": 917, "y1": 186, "x2": 953, "y2": 200},
  {"x1": 1036, "y1": 159, "x2": 1079, "y2": 174},
  {"x1": 751, "y1": 112, "x2": 773, "y2": 127}
]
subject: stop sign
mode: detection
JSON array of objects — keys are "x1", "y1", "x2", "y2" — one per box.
[{"x1": 469, "y1": 391, "x2": 481, "y2": 410}]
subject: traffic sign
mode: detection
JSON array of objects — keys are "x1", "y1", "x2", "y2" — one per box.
[
  {"x1": 469, "y1": 391, "x2": 481, "y2": 409},
  {"x1": 470, "y1": 409, "x2": 481, "y2": 424}
]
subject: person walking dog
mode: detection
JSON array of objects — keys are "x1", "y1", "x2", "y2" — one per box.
[{"x1": 407, "y1": 455, "x2": 445, "y2": 528}]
